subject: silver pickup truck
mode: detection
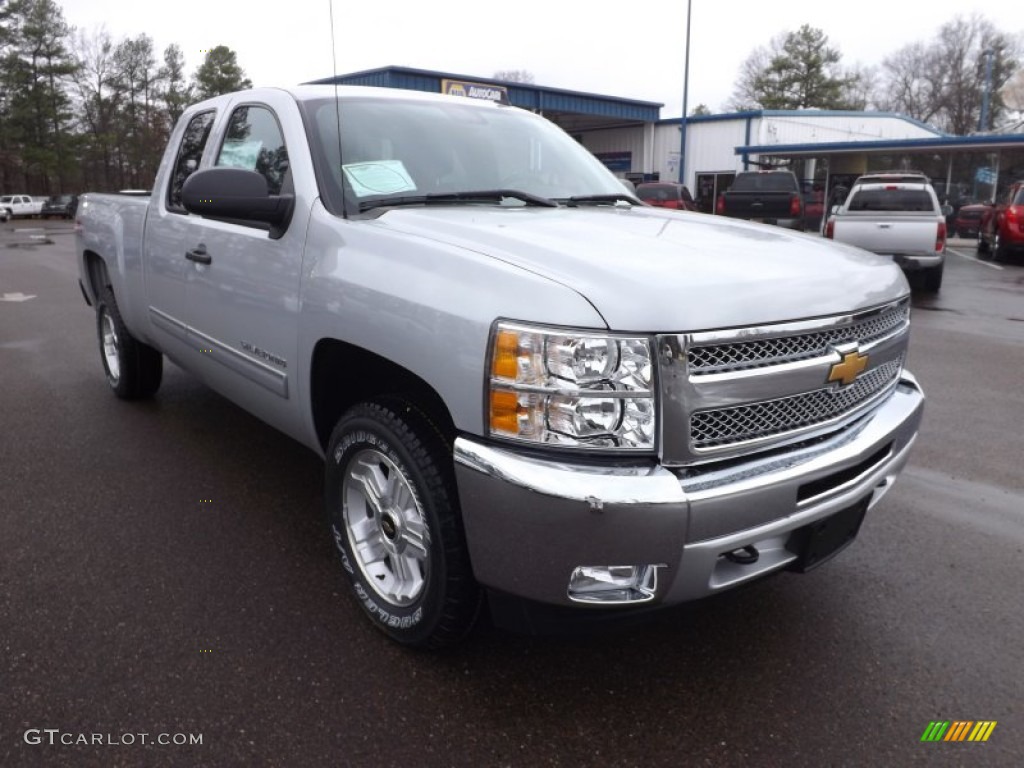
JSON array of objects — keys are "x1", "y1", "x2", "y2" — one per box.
[
  {"x1": 76, "y1": 86, "x2": 924, "y2": 648},
  {"x1": 825, "y1": 172, "x2": 947, "y2": 293}
]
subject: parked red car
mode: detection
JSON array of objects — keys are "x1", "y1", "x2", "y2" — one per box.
[
  {"x1": 979, "y1": 181, "x2": 1024, "y2": 261},
  {"x1": 636, "y1": 182, "x2": 699, "y2": 211},
  {"x1": 952, "y1": 203, "x2": 992, "y2": 239}
]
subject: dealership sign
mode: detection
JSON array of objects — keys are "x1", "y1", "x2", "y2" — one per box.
[{"x1": 441, "y1": 79, "x2": 509, "y2": 103}]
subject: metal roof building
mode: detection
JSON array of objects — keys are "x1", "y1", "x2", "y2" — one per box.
[{"x1": 309, "y1": 66, "x2": 662, "y2": 134}]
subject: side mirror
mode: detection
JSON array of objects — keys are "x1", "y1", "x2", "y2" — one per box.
[
  {"x1": 830, "y1": 204, "x2": 840, "y2": 215},
  {"x1": 182, "y1": 167, "x2": 294, "y2": 239},
  {"x1": 941, "y1": 204, "x2": 953, "y2": 217}
]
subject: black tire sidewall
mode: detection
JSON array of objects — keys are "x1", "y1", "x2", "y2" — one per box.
[
  {"x1": 94, "y1": 284, "x2": 162, "y2": 399},
  {"x1": 96, "y1": 288, "x2": 131, "y2": 397},
  {"x1": 325, "y1": 404, "x2": 460, "y2": 647}
]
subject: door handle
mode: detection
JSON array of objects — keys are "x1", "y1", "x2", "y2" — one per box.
[{"x1": 186, "y1": 244, "x2": 211, "y2": 265}]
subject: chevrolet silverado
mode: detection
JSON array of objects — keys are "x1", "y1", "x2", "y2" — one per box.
[{"x1": 76, "y1": 86, "x2": 924, "y2": 647}]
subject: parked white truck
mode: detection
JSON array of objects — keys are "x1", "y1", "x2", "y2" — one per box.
[
  {"x1": 0, "y1": 194, "x2": 44, "y2": 220},
  {"x1": 825, "y1": 172, "x2": 947, "y2": 293},
  {"x1": 75, "y1": 86, "x2": 924, "y2": 647}
]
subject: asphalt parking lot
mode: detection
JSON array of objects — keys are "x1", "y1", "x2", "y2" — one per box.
[{"x1": 1, "y1": 222, "x2": 1022, "y2": 767}]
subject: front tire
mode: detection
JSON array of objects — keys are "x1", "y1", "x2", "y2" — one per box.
[
  {"x1": 977, "y1": 230, "x2": 989, "y2": 256},
  {"x1": 95, "y1": 285, "x2": 163, "y2": 399},
  {"x1": 325, "y1": 400, "x2": 480, "y2": 649},
  {"x1": 993, "y1": 231, "x2": 1007, "y2": 263}
]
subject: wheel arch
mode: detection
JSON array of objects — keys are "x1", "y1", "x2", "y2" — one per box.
[
  {"x1": 82, "y1": 249, "x2": 111, "y2": 303},
  {"x1": 310, "y1": 338, "x2": 457, "y2": 453}
]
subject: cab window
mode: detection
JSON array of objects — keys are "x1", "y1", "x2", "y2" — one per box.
[
  {"x1": 216, "y1": 106, "x2": 290, "y2": 195},
  {"x1": 167, "y1": 110, "x2": 216, "y2": 212}
]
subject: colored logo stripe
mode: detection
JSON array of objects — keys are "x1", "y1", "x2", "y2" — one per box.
[
  {"x1": 944, "y1": 721, "x2": 972, "y2": 741},
  {"x1": 921, "y1": 720, "x2": 996, "y2": 742},
  {"x1": 969, "y1": 722, "x2": 997, "y2": 742}
]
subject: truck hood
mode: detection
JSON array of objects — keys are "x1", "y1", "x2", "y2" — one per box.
[{"x1": 369, "y1": 205, "x2": 908, "y2": 331}]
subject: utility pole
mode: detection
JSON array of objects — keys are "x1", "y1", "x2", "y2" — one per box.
[
  {"x1": 678, "y1": 0, "x2": 692, "y2": 185},
  {"x1": 978, "y1": 49, "x2": 995, "y2": 132}
]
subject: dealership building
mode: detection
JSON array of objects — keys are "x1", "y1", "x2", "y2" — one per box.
[{"x1": 316, "y1": 66, "x2": 1024, "y2": 213}]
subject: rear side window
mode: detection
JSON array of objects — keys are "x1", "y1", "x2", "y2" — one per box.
[
  {"x1": 848, "y1": 188, "x2": 935, "y2": 212},
  {"x1": 637, "y1": 185, "x2": 674, "y2": 201},
  {"x1": 216, "y1": 105, "x2": 290, "y2": 195},
  {"x1": 1014, "y1": 187, "x2": 1024, "y2": 205},
  {"x1": 167, "y1": 110, "x2": 215, "y2": 212}
]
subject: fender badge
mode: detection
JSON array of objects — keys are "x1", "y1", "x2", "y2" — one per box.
[{"x1": 828, "y1": 350, "x2": 868, "y2": 387}]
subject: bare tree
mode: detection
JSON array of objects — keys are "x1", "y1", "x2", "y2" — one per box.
[
  {"x1": 113, "y1": 34, "x2": 164, "y2": 187},
  {"x1": 71, "y1": 27, "x2": 121, "y2": 190},
  {"x1": 876, "y1": 42, "x2": 945, "y2": 124},
  {"x1": 159, "y1": 43, "x2": 191, "y2": 129},
  {"x1": 726, "y1": 39, "x2": 777, "y2": 111},
  {"x1": 878, "y1": 15, "x2": 1020, "y2": 134},
  {"x1": 840, "y1": 63, "x2": 878, "y2": 111}
]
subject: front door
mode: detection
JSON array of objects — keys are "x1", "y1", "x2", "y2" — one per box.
[{"x1": 182, "y1": 97, "x2": 304, "y2": 432}]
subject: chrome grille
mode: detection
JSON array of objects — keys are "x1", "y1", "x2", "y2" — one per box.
[
  {"x1": 688, "y1": 300, "x2": 909, "y2": 374},
  {"x1": 691, "y1": 358, "x2": 903, "y2": 449}
]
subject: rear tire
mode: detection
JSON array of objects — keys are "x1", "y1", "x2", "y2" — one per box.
[
  {"x1": 325, "y1": 400, "x2": 481, "y2": 649},
  {"x1": 919, "y1": 264, "x2": 943, "y2": 294},
  {"x1": 96, "y1": 285, "x2": 163, "y2": 399}
]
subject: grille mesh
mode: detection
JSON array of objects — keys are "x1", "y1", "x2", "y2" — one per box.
[
  {"x1": 691, "y1": 358, "x2": 903, "y2": 449},
  {"x1": 688, "y1": 301, "x2": 909, "y2": 373}
]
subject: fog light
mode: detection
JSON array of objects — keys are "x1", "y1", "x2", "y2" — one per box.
[{"x1": 567, "y1": 565, "x2": 661, "y2": 604}]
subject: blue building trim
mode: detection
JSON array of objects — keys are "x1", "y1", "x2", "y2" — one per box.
[{"x1": 736, "y1": 134, "x2": 1024, "y2": 156}]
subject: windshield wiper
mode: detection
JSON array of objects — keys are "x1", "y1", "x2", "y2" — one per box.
[
  {"x1": 358, "y1": 189, "x2": 557, "y2": 213},
  {"x1": 559, "y1": 194, "x2": 639, "y2": 207}
]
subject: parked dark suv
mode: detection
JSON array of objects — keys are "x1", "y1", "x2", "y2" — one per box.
[
  {"x1": 42, "y1": 194, "x2": 78, "y2": 219},
  {"x1": 636, "y1": 182, "x2": 699, "y2": 211},
  {"x1": 979, "y1": 182, "x2": 1024, "y2": 261}
]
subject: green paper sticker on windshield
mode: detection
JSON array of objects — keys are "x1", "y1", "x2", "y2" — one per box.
[
  {"x1": 219, "y1": 139, "x2": 263, "y2": 170},
  {"x1": 343, "y1": 160, "x2": 417, "y2": 197}
]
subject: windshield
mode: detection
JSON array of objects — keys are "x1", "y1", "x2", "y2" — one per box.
[{"x1": 302, "y1": 96, "x2": 628, "y2": 214}]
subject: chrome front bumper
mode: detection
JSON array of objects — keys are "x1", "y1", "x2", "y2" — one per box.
[{"x1": 454, "y1": 373, "x2": 924, "y2": 608}]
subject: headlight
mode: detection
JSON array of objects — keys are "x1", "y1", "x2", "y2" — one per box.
[{"x1": 487, "y1": 322, "x2": 656, "y2": 451}]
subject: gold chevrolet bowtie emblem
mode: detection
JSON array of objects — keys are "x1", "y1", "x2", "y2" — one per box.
[{"x1": 828, "y1": 350, "x2": 868, "y2": 387}]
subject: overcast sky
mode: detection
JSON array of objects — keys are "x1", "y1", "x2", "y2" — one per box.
[{"x1": 58, "y1": 0, "x2": 1020, "y2": 117}]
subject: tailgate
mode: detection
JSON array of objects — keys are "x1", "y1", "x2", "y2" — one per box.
[
  {"x1": 723, "y1": 192, "x2": 795, "y2": 219},
  {"x1": 833, "y1": 215, "x2": 939, "y2": 255}
]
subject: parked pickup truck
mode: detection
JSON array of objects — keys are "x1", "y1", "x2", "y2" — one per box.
[
  {"x1": 825, "y1": 172, "x2": 947, "y2": 293},
  {"x1": 715, "y1": 169, "x2": 804, "y2": 230},
  {"x1": 0, "y1": 194, "x2": 44, "y2": 220},
  {"x1": 76, "y1": 86, "x2": 923, "y2": 648}
]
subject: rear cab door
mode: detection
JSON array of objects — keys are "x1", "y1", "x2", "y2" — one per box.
[{"x1": 143, "y1": 108, "x2": 219, "y2": 360}]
